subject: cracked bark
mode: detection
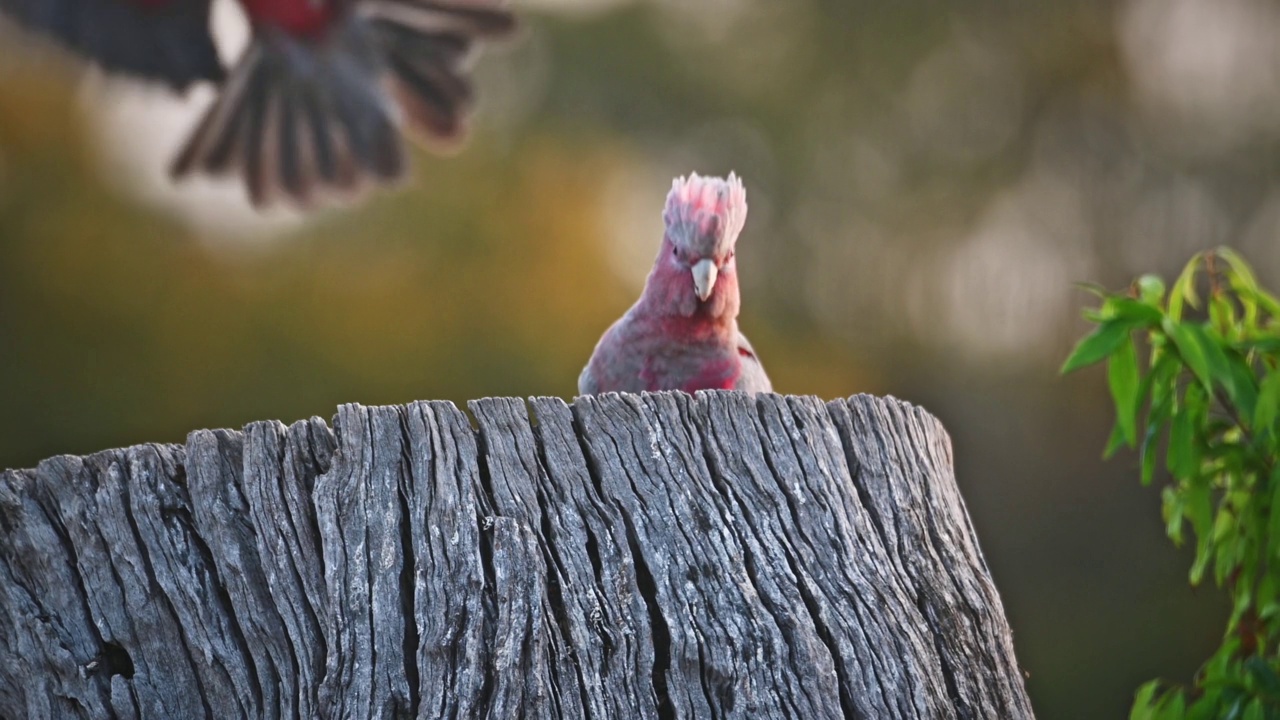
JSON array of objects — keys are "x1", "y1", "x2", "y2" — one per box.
[{"x1": 0, "y1": 392, "x2": 1034, "y2": 719}]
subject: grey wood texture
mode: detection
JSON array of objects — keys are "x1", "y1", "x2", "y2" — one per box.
[{"x1": 0, "y1": 392, "x2": 1033, "y2": 719}]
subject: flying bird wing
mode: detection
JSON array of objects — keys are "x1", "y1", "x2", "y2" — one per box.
[
  {"x1": 171, "y1": 0, "x2": 516, "y2": 207},
  {"x1": 3, "y1": 0, "x2": 514, "y2": 208},
  {"x1": 0, "y1": 0, "x2": 224, "y2": 88}
]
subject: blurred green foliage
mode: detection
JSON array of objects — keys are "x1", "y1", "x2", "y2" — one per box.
[{"x1": 1066, "y1": 249, "x2": 1280, "y2": 719}]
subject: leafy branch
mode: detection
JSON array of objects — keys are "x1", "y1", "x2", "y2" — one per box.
[{"x1": 1063, "y1": 248, "x2": 1280, "y2": 720}]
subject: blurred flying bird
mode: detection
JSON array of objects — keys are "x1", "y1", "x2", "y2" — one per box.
[
  {"x1": 579, "y1": 172, "x2": 772, "y2": 396},
  {"x1": 0, "y1": 0, "x2": 515, "y2": 208}
]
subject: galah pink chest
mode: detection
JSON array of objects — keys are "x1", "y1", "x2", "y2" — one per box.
[{"x1": 639, "y1": 354, "x2": 740, "y2": 393}]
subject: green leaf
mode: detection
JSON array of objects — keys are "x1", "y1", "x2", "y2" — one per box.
[
  {"x1": 1186, "y1": 689, "x2": 1223, "y2": 720},
  {"x1": 1188, "y1": 481, "x2": 1213, "y2": 585},
  {"x1": 1255, "y1": 370, "x2": 1280, "y2": 432},
  {"x1": 1063, "y1": 320, "x2": 1134, "y2": 374},
  {"x1": 1170, "y1": 253, "x2": 1203, "y2": 322},
  {"x1": 1104, "y1": 420, "x2": 1128, "y2": 459},
  {"x1": 1245, "y1": 657, "x2": 1280, "y2": 698},
  {"x1": 1239, "y1": 337, "x2": 1280, "y2": 355},
  {"x1": 1218, "y1": 247, "x2": 1260, "y2": 294},
  {"x1": 1252, "y1": 288, "x2": 1280, "y2": 319},
  {"x1": 1138, "y1": 275, "x2": 1166, "y2": 305},
  {"x1": 1268, "y1": 467, "x2": 1280, "y2": 561},
  {"x1": 1187, "y1": 323, "x2": 1234, "y2": 392},
  {"x1": 1131, "y1": 680, "x2": 1161, "y2": 720},
  {"x1": 1108, "y1": 297, "x2": 1166, "y2": 325},
  {"x1": 1226, "y1": 354, "x2": 1259, "y2": 425},
  {"x1": 1241, "y1": 697, "x2": 1263, "y2": 720},
  {"x1": 1141, "y1": 421, "x2": 1162, "y2": 486},
  {"x1": 1158, "y1": 691, "x2": 1188, "y2": 720},
  {"x1": 1167, "y1": 320, "x2": 1231, "y2": 395},
  {"x1": 1164, "y1": 486, "x2": 1185, "y2": 545},
  {"x1": 1110, "y1": 338, "x2": 1141, "y2": 446},
  {"x1": 1164, "y1": 321, "x2": 1207, "y2": 387},
  {"x1": 1219, "y1": 249, "x2": 1261, "y2": 329},
  {"x1": 1211, "y1": 293, "x2": 1238, "y2": 337}
]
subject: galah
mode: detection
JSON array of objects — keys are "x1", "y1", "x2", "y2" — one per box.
[
  {"x1": 579, "y1": 172, "x2": 772, "y2": 396},
  {"x1": 0, "y1": 0, "x2": 514, "y2": 207}
]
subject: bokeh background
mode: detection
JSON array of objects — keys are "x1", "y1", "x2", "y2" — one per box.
[{"x1": 4, "y1": 0, "x2": 1280, "y2": 716}]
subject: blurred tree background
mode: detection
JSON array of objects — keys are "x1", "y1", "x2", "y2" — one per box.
[{"x1": 3, "y1": 0, "x2": 1280, "y2": 716}]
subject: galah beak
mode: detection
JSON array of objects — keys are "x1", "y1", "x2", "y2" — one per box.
[{"x1": 692, "y1": 258, "x2": 718, "y2": 301}]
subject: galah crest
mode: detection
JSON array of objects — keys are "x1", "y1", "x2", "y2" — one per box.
[
  {"x1": 579, "y1": 171, "x2": 772, "y2": 396},
  {"x1": 0, "y1": 0, "x2": 514, "y2": 207}
]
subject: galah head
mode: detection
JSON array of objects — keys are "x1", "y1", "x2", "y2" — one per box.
[{"x1": 660, "y1": 171, "x2": 748, "y2": 303}]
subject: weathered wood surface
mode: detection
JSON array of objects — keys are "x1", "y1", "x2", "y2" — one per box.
[{"x1": 0, "y1": 391, "x2": 1034, "y2": 719}]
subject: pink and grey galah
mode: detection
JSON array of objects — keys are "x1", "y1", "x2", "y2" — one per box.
[{"x1": 578, "y1": 171, "x2": 772, "y2": 395}]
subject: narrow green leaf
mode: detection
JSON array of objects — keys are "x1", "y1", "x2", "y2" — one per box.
[
  {"x1": 1188, "y1": 481, "x2": 1213, "y2": 585},
  {"x1": 1226, "y1": 354, "x2": 1259, "y2": 425},
  {"x1": 1190, "y1": 544, "x2": 1211, "y2": 586},
  {"x1": 1219, "y1": 248, "x2": 1262, "y2": 328},
  {"x1": 1211, "y1": 294, "x2": 1238, "y2": 337},
  {"x1": 1110, "y1": 338, "x2": 1141, "y2": 446},
  {"x1": 1215, "y1": 535, "x2": 1236, "y2": 587},
  {"x1": 1159, "y1": 690, "x2": 1187, "y2": 720},
  {"x1": 1251, "y1": 287, "x2": 1280, "y2": 318},
  {"x1": 1169, "y1": 253, "x2": 1203, "y2": 322},
  {"x1": 1104, "y1": 420, "x2": 1127, "y2": 459},
  {"x1": 1131, "y1": 680, "x2": 1161, "y2": 720},
  {"x1": 1241, "y1": 698, "x2": 1263, "y2": 720},
  {"x1": 1062, "y1": 320, "x2": 1133, "y2": 374},
  {"x1": 1244, "y1": 658, "x2": 1280, "y2": 697},
  {"x1": 1141, "y1": 421, "x2": 1161, "y2": 486},
  {"x1": 1186, "y1": 323, "x2": 1235, "y2": 395},
  {"x1": 1109, "y1": 297, "x2": 1166, "y2": 325},
  {"x1": 1186, "y1": 689, "x2": 1222, "y2": 720},
  {"x1": 1268, "y1": 467, "x2": 1280, "y2": 561},
  {"x1": 1164, "y1": 486, "x2": 1185, "y2": 545},
  {"x1": 1166, "y1": 320, "x2": 1224, "y2": 394},
  {"x1": 1218, "y1": 247, "x2": 1260, "y2": 293},
  {"x1": 1241, "y1": 337, "x2": 1280, "y2": 354},
  {"x1": 1255, "y1": 371, "x2": 1280, "y2": 432}
]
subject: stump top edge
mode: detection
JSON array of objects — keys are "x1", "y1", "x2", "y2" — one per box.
[{"x1": 3, "y1": 391, "x2": 938, "y2": 475}]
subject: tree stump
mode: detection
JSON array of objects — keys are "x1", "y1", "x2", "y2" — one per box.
[{"x1": 0, "y1": 391, "x2": 1034, "y2": 719}]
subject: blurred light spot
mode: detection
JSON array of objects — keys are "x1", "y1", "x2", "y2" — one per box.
[
  {"x1": 914, "y1": 172, "x2": 1094, "y2": 362},
  {"x1": 651, "y1": 0, "x2": 816, "y2": 102},
  {"x1": 1234, "y1": 192, "x2": 1280, "y2": 268},
  {"x1": 1120, "y1": 0, "x2": 1280, "y2": 150},
  {"x1": 795, "y1": 203, "x2": 900, "y2": 346},
  {"x1": 904, "y1": 29, "x2": 1024, "y2": 164},
  {"x1": 473, "y1": 24, "x2": 550, "y2": 144},
  {"x1": 600, "y1": 159, "x2": 668, "y2": 289},
  {"x1": 802, "y1": 83, "x2": 906, "y2": 210},
  {"x1": 1120, "y1": 177, "x2": 1228, "y2": 271}
]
